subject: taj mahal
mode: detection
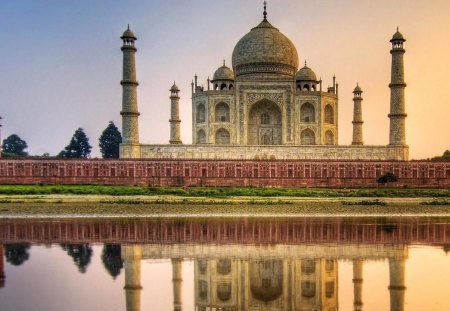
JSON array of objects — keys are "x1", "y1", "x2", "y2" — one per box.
[{"x1": 119, "y1": 3, "x2": 408, "y2": 161}]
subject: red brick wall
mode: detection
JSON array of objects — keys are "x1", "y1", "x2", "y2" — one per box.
[{"x1": 0, "y1": 159, "x2": 449, "y2": 187}]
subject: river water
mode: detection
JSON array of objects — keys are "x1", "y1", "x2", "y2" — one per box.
[{"x1": 0, "y1": 217, "x2": 449, "y2": 311}]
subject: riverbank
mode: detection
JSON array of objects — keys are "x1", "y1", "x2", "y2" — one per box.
[{"x1": 0, "y1": 195, "x2": 449, "y2": 218}]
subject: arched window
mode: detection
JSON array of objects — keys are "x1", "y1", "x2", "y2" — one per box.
[
  {"x1": 220, "y1": 83, "x2": 227, "y2": 90},
  {"x1": 303, "y1": 84, "x2": 310, "y2": 91},
  {"x1": 300, "y1": 103, "x2": 315, "y2": 122},
  {"x1": 197, "y1": 104, "x2": 206, "y2": 123},
  {"x1": 214, "y1": 84, "x2": 218, "y2": 90},
  {"x1": 215, "y1": 128, "x2": 230, "y2": 145},
  {"x1": 217, "y1": 259, "x2": 231, "y2": 274},
  {"x1": 229, "y1": 84, "x2": 234, "y2": 90},
  {"x1": 215, "y1": 102, "x2": 230, "y2": 122},
  {"x1": 324, "y1": 105, "x2": 334, "y2": 124},
  {"x1": 217, "y1": 283, "x2": 232, "y2": 302},
  {"x1": 301, "y1": 260, "x2": 316, "y2": 274},
  {"x1": 301, "y1": 129, "x2": 316, "y2": 145},
  {"x1": 199, "y1": 280, "x2": 208, "y2": 300},
  {"x1": 260, "y1": 113, "x2": 270, "y2": 125},
  {"x1": 197, "y1": 129, "x2": 206, "y2": 144},
  {"x1": 325, "y1": 130, "x2": 334, "y2": 145},
  {"x1": 325, "y1": 281, "x2": 335, "y2": 298},
  {"x1": 301, "y1": 281, "x2": 316, "y2": 298}
]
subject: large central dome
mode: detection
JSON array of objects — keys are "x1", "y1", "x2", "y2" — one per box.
[{"x1": 232, "y1": 19, "x2": 299, "y2": 78}]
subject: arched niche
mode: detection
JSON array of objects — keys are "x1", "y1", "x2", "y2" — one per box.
[
  {"x1": 300, "y1": 102, "x2": 315, "y2": 122},
  {"x1": 248, "y1": 99, "x2": 282, "y2": 145},
  {"x1": 249, "y1": 260, "x2": 283, "y2": 302},
  {"x1": 324, "y1": 104, "x2": 334, "y2": 124},
  {"x1": 301, "y1": 128, "x2": 316, "y2": 145},
  {"x1": 217, "y1": 282, "x2": 232, "y2": 302},
  {"x1": 196, "y1": 129, "x2": 206, "y2": 144},
  {"x1": 215, "y1": 128, "x2": 230, "y2": 145},
  {"x1": 215, "y1": 102, "x2": 230, "y2": 122},
  {"x1": 196, "y1": 103, "x2": 206, "y2": 123},
  {"x1": 325, "y1": 130, "x2": 334, "y2": 145}
]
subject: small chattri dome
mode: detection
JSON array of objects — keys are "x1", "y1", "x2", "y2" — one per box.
[
  {"x1": 170, "y1": 82, "x2": 180, "y2": 92},
  {"x1": 122, "y1": 25, "x2": 136, "y2": 39},
  {"x1": 391, "y1": 28, "x2": 405, "y2": 42},
  {"x1": 353, "y1": 83, "x2": 362, "y2": 93},
  {"x1": 213, "y1": 63, "x2": 235, "y2": 81},
  {"x1": 295, "y1": 63, "x2": 317, "y2": 82}
]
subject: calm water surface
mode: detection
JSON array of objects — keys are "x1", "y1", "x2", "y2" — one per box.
[{"x1": 0, "y1": 217, "x2": 449, "y2": 311}]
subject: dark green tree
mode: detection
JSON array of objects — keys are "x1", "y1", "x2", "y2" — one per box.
[
  {"x1": 99, "y1": 122, "x2": 122, "y2": 158},
  {"x1": 377, "y1": 172, "x2": 398, "y2": 184},
  {"x1": 2, "y1": 134, "x2": 28, "y2": 156},
  {"x1": 101, "y1": 244, "x2": 123, "y2": 279},
  {"x1": 61, "y1": 244, "x2": 93, "y2": 273},
  {"x1": 58, "y1": 128, "x2": 92, "y2": 158},
  {"x1": 4, "y1": 244, "x2": 31, "y2": 266}
]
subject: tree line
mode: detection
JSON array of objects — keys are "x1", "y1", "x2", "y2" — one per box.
[{"x1": 1, "y1": 121, "x2": 122, "y2": 159}]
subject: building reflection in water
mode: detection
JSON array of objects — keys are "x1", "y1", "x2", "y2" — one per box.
[
  {"x1": 120, "y1": 243, "x2": 408, "y2": 311},
  {"x1": 2, "y1": 217, "x2": 449, "y2": 311}
]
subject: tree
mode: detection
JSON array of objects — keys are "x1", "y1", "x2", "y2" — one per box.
[
  {"x1": 101, "y1": 244, "x2": 123, "y2": 279},
  {"x1": 2, "y1": 134, "x2": 28, "y2": 156},
  {"x1": 61, "y1": 244, "x2": 93, "y2": 273},
  {"x1": 99, "y1": 122, "x2": 122, "y2": 158},
  {"x1": 4, "y1": 244, "x2": 31, "y2": 266},
  {"x1": 58, "y1": 128, "x2": 92, "y2": 158},
  {"x1": 377, "y1": 172, "x2": 398, "y2": 184}
]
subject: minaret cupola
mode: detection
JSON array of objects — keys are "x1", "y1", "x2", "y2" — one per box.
[
  {"x1": 295, "y1": 61, "x2": 319, "y2": 91},
  {"x1": 121, "y1": 25, "x2": 137, "y2": 48},
  {"x1": 211, "y1": 61, "x2": 235, "y2": 90}
]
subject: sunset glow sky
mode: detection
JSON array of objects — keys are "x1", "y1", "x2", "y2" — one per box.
[{"x1": 1, "y1": 0, "x2": 449, "y2": 159}]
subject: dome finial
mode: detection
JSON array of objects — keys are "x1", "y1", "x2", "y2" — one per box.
[
  {"x1": 263, "y1": 1, "x2": 267, "y2": 21},
  {"x1": 127, "y1": 24, "x2": 130, "y2": 30},
  {"x1": 223, "y1": 59, "x2": 225, "y2": 66},
  {"x1": 304, "y1": 60, "x2": 307, "y2": 67}
]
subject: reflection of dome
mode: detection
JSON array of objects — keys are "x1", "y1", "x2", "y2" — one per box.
[
  {"x1": 213, "y1": 65, "x2": 234, "y2": 81},
  {"x1": 217, "y1": 282, "x2": 232, "y2": 301},
  {"x1": 232, "y1": 19, "x2": 299, "y2": 77},
  {"x1": 295, "y1": 64, "x2": 317, "y2": 82}
]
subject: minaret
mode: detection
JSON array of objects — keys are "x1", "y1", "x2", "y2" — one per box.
[
  {"x1": 120, "y1": 25, "x2": 140, "y2": 158},
  {"x1": 388, "y1": 28, "x2": 407, "y2": 145},
  {"x1": 352, "y1": 260, "x2": 364, "y2": 311},
  {"x1": 123, "y1": 245, "x2": 142, "y2": 311},
  {"x1": 388, "y1": 258, "x2": 406, "y2": 311},
  {"x1": 0, "y1": 244, "x2": 5, "y2": 288},
  {"x1": 169, "y1": 83, "x2": 182, "y2": 144},
  {"x1": 352, "y1": 84, "x2": 364, "y2": 145},
  {"x1": 171, "y1": 259, "x2": 183, "y2": 311}
]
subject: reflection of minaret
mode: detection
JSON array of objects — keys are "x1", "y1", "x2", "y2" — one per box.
[
  {"x1": 172, "y1": 259, "x2": 183, "y2": 311},
  {"x1": 352, "y1": 260, "x2": 363, "y2": 311},
  {"x1": 123, "y1": 245, "x2": 142, "y2": 311},
  {"x1": 388, "y1": 259, "x2": 406, "y2": 311},
  {"x1": 0, "y1": 244, "x2": 5, "y2": 288}
]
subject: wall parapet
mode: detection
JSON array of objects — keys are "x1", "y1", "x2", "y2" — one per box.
[{"x1": 0, "y1": 158, "x2": 449, "y2": 187}]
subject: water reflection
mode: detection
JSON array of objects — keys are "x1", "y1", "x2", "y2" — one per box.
[{"x1": 1, "y1": 217, "x2": 449, "y2": 311}]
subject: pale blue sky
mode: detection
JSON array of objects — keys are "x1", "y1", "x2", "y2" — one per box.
[{"x1": 1, "y1": 0, "x2": 449, "y2": 158}]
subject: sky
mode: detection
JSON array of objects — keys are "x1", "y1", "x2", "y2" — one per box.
[{"x1": 0, "y1": 0, "x2": 449, "y2": 159}]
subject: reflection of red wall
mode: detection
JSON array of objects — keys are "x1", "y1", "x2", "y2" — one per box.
[
  {"x1": 0, "y1": 159, "x2": 449, "y2": 187},
  {"x1": 1, "y1": 218, "x2": 449, "y2": 246},
  {"x1": 0, "y1": 244, "x2": 5, "y2": 288}
]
